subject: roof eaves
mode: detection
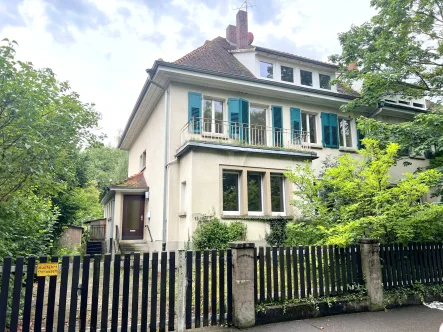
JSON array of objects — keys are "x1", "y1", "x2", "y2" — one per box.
[{"x1": 254, "y1": 46, "x2": 339, "y2": 70}]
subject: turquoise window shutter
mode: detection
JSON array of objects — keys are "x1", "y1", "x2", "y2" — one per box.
[
  {"x1": 321, "y1": 112, "x2": 330, "y2": 147},
  {"x1": 188, "y1": 92, "x2": 202, "y2": 133},
  {"x1": 357, "y1": 127, "x2": 365, "y2": 150},
  {"x1": 321, "y1": 112, "x2": 339, "y2": 148},
  {"x1": 272, "y1": 106, "x2": 283, "y2": 147},
  {"x1": 290, "y1": 107, "x2": 301, "y2": 143},
  {"x1": 330, "y1": 113, "x2": 339, "y2": 148},
  {"x1": 240, "y1": 99, "x2": 249, "y2": 143},
  {"x1": 228, "y1": 98, "x2": 241, "y2": 139}
]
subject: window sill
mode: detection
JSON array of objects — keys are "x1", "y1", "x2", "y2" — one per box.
[
  {"x1": 178, "y1": 212, "x2": 187, "y2": 218},
  {"x1": 339, "y1": 147, "x2": 357, "y2": 153},
  {"x1": 221, "y1": 215, "x2": 292, "y2": 221},
  {"x1": 309, "y1": 144, "x2": 323, "y2": 150}
]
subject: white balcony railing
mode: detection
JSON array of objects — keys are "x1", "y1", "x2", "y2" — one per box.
[{"x1": 180, "y1": 117, "x2": 311, "y2": 150}]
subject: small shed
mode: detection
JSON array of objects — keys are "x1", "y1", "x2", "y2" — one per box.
[{"x1": 59, "y1": 225, "x2": 83, "y2": 251}]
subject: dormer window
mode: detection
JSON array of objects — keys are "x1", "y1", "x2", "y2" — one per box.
[
  {"x1": 260, "y1": 61, "x2": 273, "y2": 79},
  {"x1": 281, "y1": 66, "x2": 294, "y2": 83},
  {"x1": 300, "y1": 70, "x2": 313, "y2": 87},
  {"x1": 319, "y1": 74, "x2": 331, "y2": 90}
]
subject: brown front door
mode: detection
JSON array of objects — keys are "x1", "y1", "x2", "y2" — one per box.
[{"x1": 122, "y1": 195, "x2": 145, "y2": 240}]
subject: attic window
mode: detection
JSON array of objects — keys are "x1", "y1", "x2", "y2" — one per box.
[
  {"x1": 281, "y1": 66, "x2": 294, "y2": 83},
  {"x1": 260, "y1": 61, "x2": 273, "y2": 79},
  {"x1": 300, "y1": 70, "x2": 313, "y2": 87},
  {"x1": 398, "y1": 100, "x2": 410, "y2": 105},
  {"x1": 140, "y1": 150, "x2": 146, "y2": 170},
  {"x1": 319, "y1": 74, "x2": 331, "y2": 90}
]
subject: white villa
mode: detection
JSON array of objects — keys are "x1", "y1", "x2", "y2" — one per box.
[{"x1": 101, "y1": 10, "x2": 432, "y2": 253}]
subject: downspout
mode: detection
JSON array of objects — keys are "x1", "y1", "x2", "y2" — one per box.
[{"x1": 162, "y1": 87, "x2": 169, "y2": 251}]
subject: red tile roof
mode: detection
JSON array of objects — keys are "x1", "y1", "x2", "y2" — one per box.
[{"x1": 111, "y1": 171, "x2": 148, "y2": 188}]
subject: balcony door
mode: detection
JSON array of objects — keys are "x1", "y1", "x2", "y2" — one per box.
[
  {"x1": 122, "y1": 195, "x2": 145, "y2": 240},
  {"x1": 203, "y1": 99, "x2": 224, "y2": 134},
  {"x1": 250, "y1": 107, "x2": 267, "y2": 146}
]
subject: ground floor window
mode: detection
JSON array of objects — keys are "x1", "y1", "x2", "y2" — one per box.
[
  {"x1": 223, "y1": 172, "x2": 240, "y2": 213},
  {"x1": 339, "y1": 117, "x2": 353, "y2": 148},
  {"x1": 271, "y1": 174, "x2": 285, "y2": 213},
  {"x1": 247, "y1": 173, "x2": 263, "y2": 214}
]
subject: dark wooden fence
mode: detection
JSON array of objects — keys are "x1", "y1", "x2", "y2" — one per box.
[
  {"x1": 255, "y1": 245, "x2": 363, "y2": 303},
  {"x1": 380, "y1": 243, "x2": 443, "y2": 289},
  {"x1": 0, "y1": 250, "x2": 232, "y2": 331}
]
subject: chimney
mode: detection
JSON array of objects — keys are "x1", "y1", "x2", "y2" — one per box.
[
  {"x1": 226, "y1": 24, "x2": 237, "y2": 45},
  {"x1": 236, "y1": 10, "x2": 248, "y2": 49}
]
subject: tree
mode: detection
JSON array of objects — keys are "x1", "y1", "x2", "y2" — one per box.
[
  {"x1": 0, "y1": 39, "x2": 101, "y2": 201},
  {"x1": 285, "y1": 139, "x2": 443, "y2": 246},
  {"x1": 330, "y1": 0, "x2": 443, "y2": 111}
]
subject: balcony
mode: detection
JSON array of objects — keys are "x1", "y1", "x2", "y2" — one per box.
[{"x1": 177, "y1": 117, "x2": 317, "y2": 159}]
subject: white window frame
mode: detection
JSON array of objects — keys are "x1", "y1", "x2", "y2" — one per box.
[
  {"x1": 319, "y1": 73, "x2": 331, "y2": 90},
  {"x1": 202, "y1": 98, "x2": 226, "y2": 135},
  {"x1": 259, "y1": 60, "x2": 275, "y2": 80},
  {"x1": 280, "y1": 64, "x2": 295, "y2": 83},
  {"x1": 271, "y1": 174, "x2": 286, "y2": 216},
  {"x1": 222, "y1": 171, "x2": 241, "y2": 216},
  {"x1": 139, "y1": 150, "x2": 146, "y2": 171},
  {"x1": 301, "y1": 111, "x2": 318, "y2": 144},
  {"x1": 338, "y1": 117, "x2": 353, "y2": 148},
  {"x1": 247, "y1": 172, "x2": 264, "y2": 216},
  {"x1": 249, "y1": 104, "x2": 268, "y2": 147},
  {"x1": 300, "y1": 69, "x2": 313, "y2": 87}
]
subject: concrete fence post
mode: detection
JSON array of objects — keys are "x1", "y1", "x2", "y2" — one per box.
[
  {"x1": 229, "y1": 242, "x2": 256, "y2": 329},
  {"x1": 177, "y1": 250, "x2": 186, "y2": 332},
  {"x1": 359, "y1": 238, "x2": 384, "y2": 310}
]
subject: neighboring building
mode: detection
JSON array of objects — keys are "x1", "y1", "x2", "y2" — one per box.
[{"x1": 101, "y1": 10, "x2": 432, "y2": 253}]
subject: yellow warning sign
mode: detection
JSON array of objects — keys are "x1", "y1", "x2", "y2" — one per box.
[{"x1": 36, "y1": 263, "x2": 59, "y2": 277}]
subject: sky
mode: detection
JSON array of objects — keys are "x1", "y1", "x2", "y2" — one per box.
[{"x1": 0, "y1": 0, "x2": 376, "y2": 146}]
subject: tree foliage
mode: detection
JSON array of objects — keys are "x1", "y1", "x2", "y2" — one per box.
[
  {"x1": 285, "y1": 139, "x2": 443, "y2": 246},
  {"x1": 330, "y1": 0, "x2": 443, "y2": 111}
]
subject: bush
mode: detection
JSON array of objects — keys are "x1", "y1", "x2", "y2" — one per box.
[
  {"x1": 265, "y1": 217, "x2": 288, "y2": 246},
  {"x1": 193, "y1": 217, "x2": 247, "y2": 250},
  {"x1": 285, "y1": 221, "x2": 325, "y2": 246}
]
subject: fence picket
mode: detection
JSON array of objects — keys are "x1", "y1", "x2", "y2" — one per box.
[
  {"x1": 311, "y1": 247, "x2": 317, "y2": 298},
  {"x1": 34, "y1": 256, "x2": 48, "y2": 332},
  {"x1": 432, "y1": 243, "x2": 438, "y2": 283},
  {"x1": 160, "y1": 251, "x2": 167, "y2": 332},
  {"x1": 323, "y1": 245, "x2": 330, "y2": 297},
  {"x1": 57, "y1": 256, "x2": 70, "y2": 332},
  {"x1": 132, "y1": 253, "x2": 141, "y2": 332},
  {"x1": 346, "y1": 247, "x2": 352, "y2": 290},
  {"x1": 203, "y1": 250, "x2": 209, "y2": 327},
  {"x1": 111, "y1": 254, "x2": 121, "y2": 332},
  {"x1": 286, "y1": 247, "x2": 293, "y2": 300},
  {"x1": 185, "y1": 251, "x2": 192, "y2": 329},
  {"x1": 272, "y1": 247, "x2": 278, "y2": 301},
  {"x1": 101, "y1": 254, "x2": 112, "y2": 332},
  {"x1": 299, "y1": 246, "x2": 305, "y2": 298},
  {"x1": 292, "y1": 247, "x2": 299, "y2": 299},
  {"x1": 141, "y1": 253, "x2": 150, "y2": 332},
  {"x1": 340, "y1": 248, "x2": 346, "y2": 293},
  {"x1": 227, "y1": 249, "x2": 233, "y2": 325},
  {"x1": 151, "y1": 252, "x2": 159, "y2": 332},
  {"x1": 351, "y1": 245, "x2": 359, "y2": 287},
  {"x1": 279, "y1": 247, "x2": 286, "y2": 301},
  {"x1": 90, "y1": 255, "x2": 101, "y2": 332},
  {"x1": 219, "y1": 250, "x2": 225, "y2": 326},
  {"x1": 265, "y1": 247, "x2": 272, "y2": 301},
  {"x1": 334, "y1": 247, "x2": 340, "y2": 294},
  {"x1": 317, "y1": 246, "x2": 324, "y2": 297},
  {"x1": 305, "y1": 246, "x2": 311, "y2": 296},
  {"x1": 211, "y1": 249, "x2": 217, "y2": 326},
  {"x1": 436, "y1": 243, "x2": 443, "y2": 284},
  {"x1": 259, "y1": 247, "x2": 265, "y2": 303},
  {"x1": 22, "y1": 256, "x2": 36, "y2": 332},
  {"x1": 10, "y1": 257, "x2": 24, "y2": 332},
  {"x1": 121, "y1": 254, "x2": 131, "y2": 332},
  {"x1": 69, "y1": 256, "x2": 81, "y2": 332},
  {"x1": 0, "y1": 257, "x2": 12, "y2": 332}
]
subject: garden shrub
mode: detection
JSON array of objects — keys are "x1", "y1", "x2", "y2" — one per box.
[
  {"x1": 265, "y1": 217, "x2": 288, "y2": 246},
  {"x1": 193, "y1": 217, "x2": 247, "y2": 250}
]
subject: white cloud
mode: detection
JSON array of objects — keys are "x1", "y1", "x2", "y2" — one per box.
[{"x1": 0, "y1": 0, "x2": 376, "y2": 145}]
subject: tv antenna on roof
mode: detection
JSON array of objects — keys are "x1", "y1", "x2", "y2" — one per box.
[{"x1": 233, "y1": 0, "x2": 255, "y2": 12}]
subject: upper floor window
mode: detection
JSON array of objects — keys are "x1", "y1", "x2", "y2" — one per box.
[
  {"x1": 281, "y1": 66, "x2": 294, "y2": 83},
  {"x1": 319, "y1": 74, "x2": 331, "y2": 90},
  {"x1": 339, "y1": 117, "x2": 353, "y2": 148},
  {"x1": 250, "y1": 107, "x2": 267, "y2": 145},
  {"x1": 203, "y1": 99, "x2": 224, "y2": 134},
  {"x1": 301, "y1": 112, "x2": 317, "y2": 144},
  {"x1": 140, "y1": 150, "x2": 146, "y2": 170},
  {"x1": 260, "y1": 61, "x2": 273, "y2": 79},
  {"x1": 300, "y1": 70, "x2": 313, "y2": 87}
]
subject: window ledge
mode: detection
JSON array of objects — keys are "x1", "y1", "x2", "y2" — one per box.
[
  {"x1": 339, "y1": 147, "x2": 357, "y2": 153},
  {"x1": 221, "y1": 215, "x2": 292, "y2": 221},
  {"x1": 178, "y1": 212, "x2": 187, "y2": 218},
  {"x1": 309, "y1": 144, "x2": 323, "y2": 150}
]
